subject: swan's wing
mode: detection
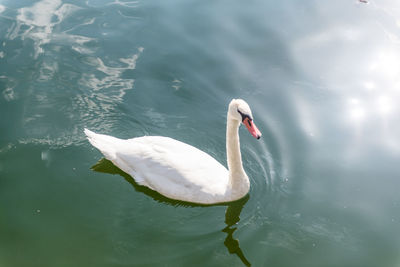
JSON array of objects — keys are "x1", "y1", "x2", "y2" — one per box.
[
  {"x1": 85, "y1": 129, "x2": 230, "y2": 203},
  {"x1": 116, "y1": 136, "x2": 229, "y2": 202}
]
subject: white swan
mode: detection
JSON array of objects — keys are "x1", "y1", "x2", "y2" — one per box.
[{"x1": 84, "y1": 99, "x2": 261, "y2": 204}]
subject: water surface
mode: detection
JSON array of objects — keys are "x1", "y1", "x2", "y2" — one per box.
[{"x1": 1, "y1": 0, "x2": 400, "y2": 266}]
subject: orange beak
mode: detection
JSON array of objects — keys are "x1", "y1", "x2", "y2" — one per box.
[{"x1": 243, "y1": 117, "x2": 262, "y2": 139}]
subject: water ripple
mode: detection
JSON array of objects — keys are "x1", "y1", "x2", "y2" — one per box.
[
  {"x1": 0, "y1": 0, "x2": 145, "y2": 148},
  {"x1": 21, "y1": 48, "x2": 144, "y2": 148}
]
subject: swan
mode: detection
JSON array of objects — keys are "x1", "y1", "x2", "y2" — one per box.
[{"x1": 84, "y1": 99, "x2": 261, "y2": 204}]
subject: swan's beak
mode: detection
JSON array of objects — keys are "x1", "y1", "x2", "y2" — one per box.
[{"x1": 243, "y1": 118, "x2": 262, "y2": 139}]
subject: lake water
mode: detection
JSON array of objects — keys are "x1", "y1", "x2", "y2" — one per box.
[{"x1": 1, "y1": 0, "x2": 400, "y2": 266}]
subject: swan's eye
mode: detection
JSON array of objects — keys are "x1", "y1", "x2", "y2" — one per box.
[{"x1": 237, "y1": 109, "x2": 252, "y2": 122}]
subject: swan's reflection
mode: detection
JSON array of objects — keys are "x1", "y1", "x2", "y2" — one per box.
[
  {"x1": 91, "y1": 158, "x2": 251, "y2": 266},
  {"x1": 223, "y1": 196, "x2": 251, "y2": 267}
]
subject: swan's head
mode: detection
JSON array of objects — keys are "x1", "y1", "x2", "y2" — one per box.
[{"x1": 228, "y1": 99, "x2": 262, "y2": 139}]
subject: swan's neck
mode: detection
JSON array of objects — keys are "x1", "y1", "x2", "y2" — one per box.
[{"x1": 226, "y1": 117, "x2": 249, "y2": 199}]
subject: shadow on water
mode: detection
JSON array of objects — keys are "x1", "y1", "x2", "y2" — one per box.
[{"x1": 91, "y1": 158, "x2": 251, "y2": 266}]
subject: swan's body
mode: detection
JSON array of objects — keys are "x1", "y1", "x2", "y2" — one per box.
[{"x1": 85, "y1": 99, "x2": 261, "y2": 204}]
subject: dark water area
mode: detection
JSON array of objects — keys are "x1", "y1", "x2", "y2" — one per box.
[{"x1": 1, "y1": 0, "x2": 400, "y2": 266}]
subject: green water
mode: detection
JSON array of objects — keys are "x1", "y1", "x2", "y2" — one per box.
[{"x1": 1, "y1": 0, "x2": 400, "y2": 266}]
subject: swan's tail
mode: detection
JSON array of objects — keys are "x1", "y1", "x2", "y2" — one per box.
[{"x1": 84, "y1": 128, "x2": 122, "y2": 161}]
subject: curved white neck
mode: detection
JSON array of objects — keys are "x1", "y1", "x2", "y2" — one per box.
[{"x1": 226, "y1": 115, "x2": 249, "y2": 199}]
